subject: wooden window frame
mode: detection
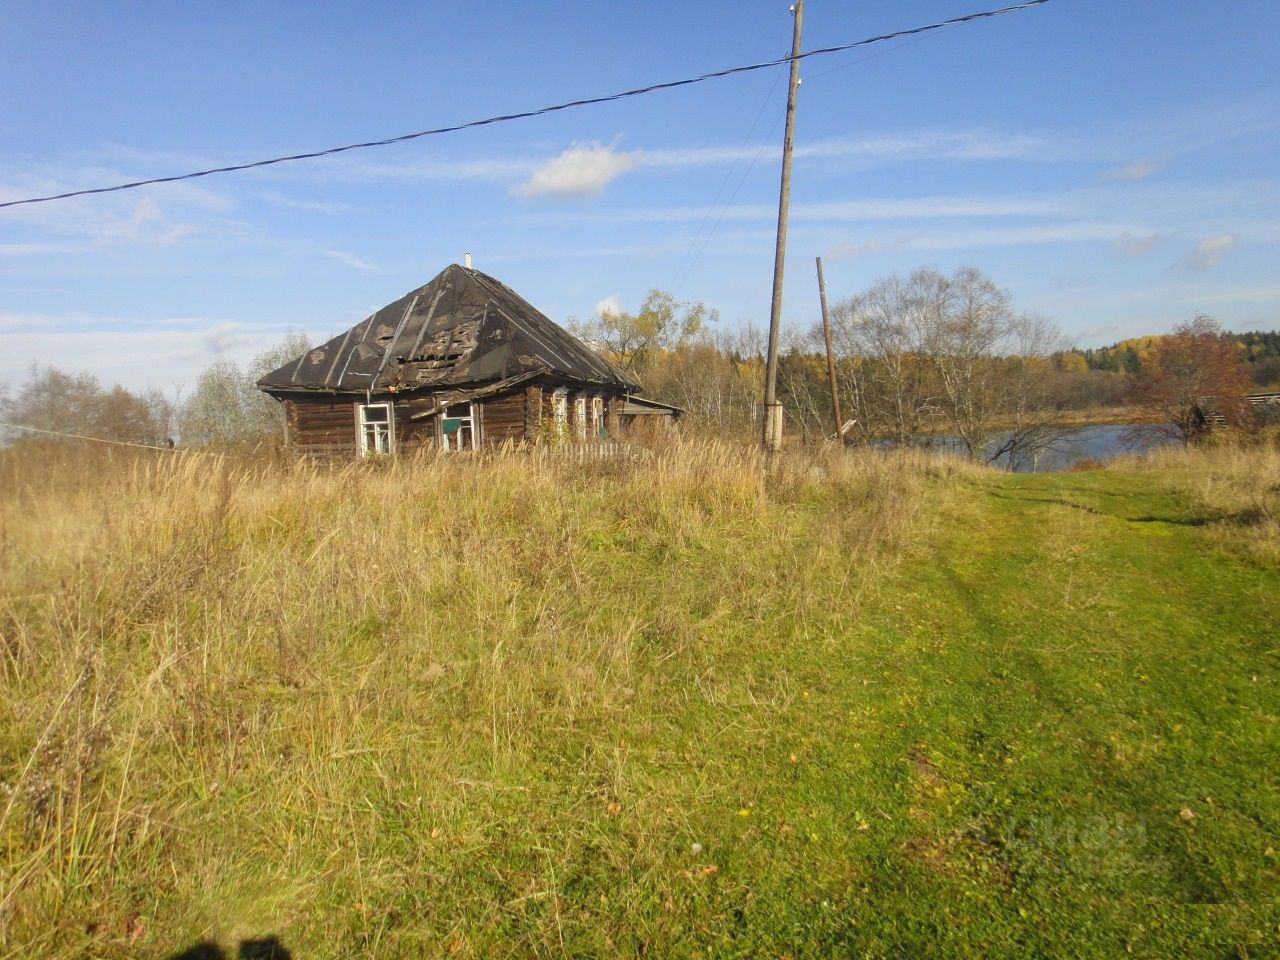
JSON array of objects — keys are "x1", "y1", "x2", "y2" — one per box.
[
  {"x1": 438, "y1": 400, "x2": 481, "y2": 452},
  {"x1": 590, "y1": 394, "x2": 606, "y2": 440},
  {"x1": 357, "y1": 401, "x2": 395, "y2": 456},
  {"x1": 551, "y1": 388, "x2": 569, "y2": 443},
  {"x1": 574, "y1": 394, "x2": 588, "y2": 442}
]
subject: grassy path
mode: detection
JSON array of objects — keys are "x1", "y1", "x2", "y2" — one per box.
[
  {"x1": 797, "y1": 467, "x2": 1280, "y2": 956},
  {"x1": 430, "y1": 465, "x2": 1280, "y2": 958}
]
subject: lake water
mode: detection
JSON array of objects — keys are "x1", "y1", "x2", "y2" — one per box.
[{"x1": 915, "y1": 424, "x2": 1177, "y2": 472}]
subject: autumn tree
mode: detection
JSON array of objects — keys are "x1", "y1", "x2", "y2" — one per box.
[
  {"x1": 246, "y1": 332, "x2": 314, "y2": 435},
  {"x1": 915, "y1": 267, "x2": 1012, "y2": 459},
  {"x1": 641, "y1": 325, "x2": 761, "y2": 432},
  {"x1": 1057, "y1": 351, "x2": 1088, "y2": 374},
  {"x1": 179, "y1": 332, "x2": 311, "y2": 445},
  {"x1": 1127, "y1": 314, "x2": 1251, "y2": 441},
  {"x1": 825, "y1": 272, "x2": 939, "y2": 446},
  {"x1": 776, "y1": 333, "x2": 830, "y2": 441},
  {"x1": 988, "y1": 313, "x2": 1070, "y2": 467},
  {"x1": 573, "y1": 290, "x2": 715, "y2": 374},
  {"x1": 823, "y1": 266, "x2": 1066, "y2": 461},
  {"x1": 1, "y1": 365, "x2": 172, "y2": 446},
  {"x1": 179, "y1": 357, "x2": 258, "y2": 445}
]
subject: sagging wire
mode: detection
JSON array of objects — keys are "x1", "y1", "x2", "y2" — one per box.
[{"x1": 0, "y1": 0, "x2": 1050, "y2": 210}]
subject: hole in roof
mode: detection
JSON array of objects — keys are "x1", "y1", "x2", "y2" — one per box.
[{"x1": 412, "y1": 319, "x2": 482, "y2": 371}]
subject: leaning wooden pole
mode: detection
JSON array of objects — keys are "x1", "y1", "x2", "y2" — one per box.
[
  {"x1": 815, "y1": 255, "x2": 844, "y2": 440},
  {"x1": 761, "y1": 0, "x2": 804, "y2": 453}
]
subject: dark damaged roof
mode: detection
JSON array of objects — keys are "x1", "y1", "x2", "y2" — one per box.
[
  {"x1": 257, "y1": 263, "x2": 639, "y2": 395},
  {"x1": 622, "y1": 396, "x2": 683, "y2": 417}
]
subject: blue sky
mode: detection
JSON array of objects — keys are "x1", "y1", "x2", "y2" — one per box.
[{"x1": 2, "y1": 0, "x2": 1279, "y2": 393}]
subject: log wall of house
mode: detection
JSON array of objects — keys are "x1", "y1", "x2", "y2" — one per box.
[
  {"x1": 524, "y1": 386, "x2": 543, "y2": 440},
  {"x1": 483, "y1": 390, "x2": 526, "y2": 442},
  {"x1": 284, "y1": 385, "x2": 629, "y2": 453},
  {"x1": 606, "y1": 394, "x2": 624, "y2": 435},
  {"x1": 391, "y1": 393, "x2": 443, "y2": 451},
  {"x1": 286, "y1": 397, "x2": 358, "y2": 452}
]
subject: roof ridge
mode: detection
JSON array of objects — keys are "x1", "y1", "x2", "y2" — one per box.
[{"x1": 257, "y1": 264, "x2": 638, "y2": 395}]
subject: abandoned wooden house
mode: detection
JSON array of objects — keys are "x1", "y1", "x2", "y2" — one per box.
[{"x1": 257, "y1": 262, "x2": 680, "y2": 455}]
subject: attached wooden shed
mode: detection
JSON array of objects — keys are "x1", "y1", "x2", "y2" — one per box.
[
  {"x1": 621, "y1": 395, "x2": 683, "y2": 427},
  {"x1": 257, "y1": 263, "x2": 644, "y2": 455}
]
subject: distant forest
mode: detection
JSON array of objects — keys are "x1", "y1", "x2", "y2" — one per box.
[{"x1": 1074, "y1": 331, "x2": 1280, "y2": 385}]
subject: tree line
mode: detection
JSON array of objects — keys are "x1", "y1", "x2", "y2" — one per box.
[
  {"x1": 573, "y1": 266, "x2": 1276, "y2": 460},
  {"x1": 0, "y1": 332, "x2": 310, "y2": 450},
  {"x1": 574, "y1": 266, "x2": 1101, "y2": 461},
  {"x1": 3, "y1": 264, "x2": 1274, "y2": 456},
  {"x1": 1077, "y1": 330, "x2": 1280, "y2": 386}
]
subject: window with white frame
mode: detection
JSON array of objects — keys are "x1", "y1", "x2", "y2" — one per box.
[
  {"x1": 551, "y1": 389, "x2": 568, "y2": 442},
  {"x1": 439, "y1": 401, "x2": 479, "y2": 451},
  {"x1": 574, "y1": 395, "x2": 587, "y2": 442},
  {"x1": 590, "y1": 394, "x2": 605, "y2": 440},
  {"x1": 358, "y1": 403, "x2": 394, "y2": 456}
]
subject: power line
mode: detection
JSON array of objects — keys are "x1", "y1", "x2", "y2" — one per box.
[
  {"x1": 669, "y1": 66, "x2": 786, "y2": 296},
  {"x1": 0, "y1": 421, "x2": 176, "y2": 451},
  {"x1": 676, "y1": 106, "x2": 786, "y2": 298},
  {"x1": 806, "y1": 20, "x2": 957, "y2": 82},
  {"x1": 673, "y1": 26, "x2": 953, "y2": 295},
  {"x1": 0, "y1": 0, "x2": 1049, "y2": 211}
]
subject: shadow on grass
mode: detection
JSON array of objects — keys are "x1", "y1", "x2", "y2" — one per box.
[
  {"x1": 167, "y1": 937, "x2": 291, "y2": 960},
  {"x1": 983, "y1": 490, "x2": 1262, "y2": 528}
]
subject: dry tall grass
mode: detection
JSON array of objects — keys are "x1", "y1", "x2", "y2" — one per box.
[
  {"x1": 1124, "y1": 434, "x2": 1280, "y2": 563},
  {"x1": 0, "y1": 439, "x2": 963, "y2": 957}
]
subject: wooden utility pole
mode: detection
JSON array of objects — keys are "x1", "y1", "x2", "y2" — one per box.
[
  {"x1": 815, "y1": 255, "x2": 844, "y2": 440},
  {"x1": 761, "y1": 0, "x2": 803, "y2": 453}
]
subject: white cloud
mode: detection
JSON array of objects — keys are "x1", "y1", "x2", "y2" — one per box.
[
  {"x1": 1104, "y1": 160, "x2": 1162, "y2": 181},
  {"x1": 825, "y1": 238, "x2": 886, "y2": 259},
  {"x1": 0, "y1": 242, "x2": 83, "y2": 256},
  {"x1": 83, "y1": 196, "x2": 196, "y2": 245},
  {"x1": 636, "y1": 130, "x2": 1055, "y2": 169},
  {"x1": 1113, "y1": 231, "x2": 1170, "y2": 257},
  {"x1": 1182, "y1": 233, "x2": 1238, "y2": 270},
  {"x1": 797, "y1": 196, "x2": 1064, "y2": 220},
  {"x1": 0, "y1": 181, "x2": 199, "y2": 247},
  {"x1": 315, "y1": 130, "x2": 1061, "y2": 190},
  {"x1": 321, "y1": 249, "x2": 377, "y2": 271},
  {"x1": 1076, "y1": 324, "x2": 1121, "y2": 342},
  {"x1": 260, "y1": 192, "x2": 357, "y2": 213},
  {"x1": 826, "y1": 222, "x2": 1129, "y2": 259},
  {"x1": 0, "y1": 314, "x2": 302, "y2": 392},
  {"x1": 914, "y1": 223, "x2": 1134, "y2": 249},
  {"x1": 513, "y1": 142, "x2": 638, "y2": 199},
  {"x1": 552, "y1": 193, "x2": 1065, "y2": 226},
  {"x1": 594, "y1": 294, "x2": 622, "y2": 317},
  {"x1": 152, "y1": 224, "x2": 197, "y2": 246},
  {"x1": 0, "y1": 313, "x2": 222, "y2": 335},
  {"x1": 1190, "y1": 283, "x2": 1280, "y2": 304},
  {"x1": 203, "y1": 322, "x2": 248, "y2": 354},
  {"x1": 798, "y1": 130, "x2": 1055, "y2": 163}
]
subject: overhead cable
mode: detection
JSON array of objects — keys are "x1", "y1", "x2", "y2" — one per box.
[
  {"x1": 0, "y1": 421, "x2": 177, "y2": 451},
  {"x1": 0, "y1": 0, "x2": 1049, "y2": 210},
  {"x1": 672, "y1": 24, "x2": 957, "y2": 295}
]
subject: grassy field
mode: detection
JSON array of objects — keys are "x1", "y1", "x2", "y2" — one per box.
[{"x1": 1, "y1": 439, "x2": 1277, "y2": 958}]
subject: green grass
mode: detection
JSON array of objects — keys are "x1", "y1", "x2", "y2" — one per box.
[
  {"x1": 1, "y1": 443, "x2": 1277, "y2": 958},
  {"x1": 829, "y1": 468, "x2": 1280, "y2": 956}
]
